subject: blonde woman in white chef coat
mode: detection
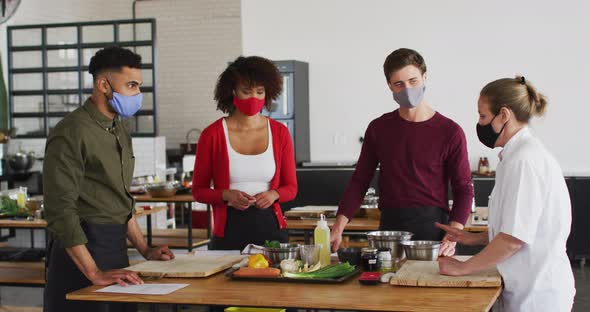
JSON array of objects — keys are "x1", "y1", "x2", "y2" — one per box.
[{"x1": 435, "y1": 76, "x2": 575, "y2": 311}]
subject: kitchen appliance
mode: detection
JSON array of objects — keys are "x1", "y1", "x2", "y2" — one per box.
[
  {"x1": 401, "y1": 240, "x2": 441, "y2": 261},
  {"x1": 367, "y1": 231, "x2": 413, "y2": 262},
  {"x1": 263, "y1": 61, "x2": 309, "y2": 165}
]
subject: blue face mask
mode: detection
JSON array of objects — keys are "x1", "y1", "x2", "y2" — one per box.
[{"x1": 105, "y1": 80, "x2": 143, "y2": 118}]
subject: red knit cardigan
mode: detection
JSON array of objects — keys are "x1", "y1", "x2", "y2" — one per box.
[{"x1": 191, "y1": 118, "x2": 298, "y2": 237}]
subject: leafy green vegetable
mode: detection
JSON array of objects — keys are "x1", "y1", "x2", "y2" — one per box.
[
  {"x1": 0, "y1": 196, "x2": 26, "y2": 217},
  {"x1": 283, "y1": 262, "x2": 356, "y2": 279},
  {"x1": 264, "y1": 240, "x2": 281, "y2": 248}
]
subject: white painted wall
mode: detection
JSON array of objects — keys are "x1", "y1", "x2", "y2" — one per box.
[{"x1": 242, "y1": 0, "x2": 590, "y2": 174}]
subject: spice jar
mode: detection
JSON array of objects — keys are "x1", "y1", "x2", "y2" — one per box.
[
  {"x1": 361, "y1": 247, "x2": 378, "y2": 272},
  {"x1": 378, "y1": 248, "x2": 393, "y2": 273}
]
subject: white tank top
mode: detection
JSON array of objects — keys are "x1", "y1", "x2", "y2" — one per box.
[{"x1": 223, "y1": 118, "x2": 276, "y2": 196}]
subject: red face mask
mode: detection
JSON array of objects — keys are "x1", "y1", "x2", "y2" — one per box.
[{"x1": 233, "y1": 96, "x2": 265, "y2": 116}]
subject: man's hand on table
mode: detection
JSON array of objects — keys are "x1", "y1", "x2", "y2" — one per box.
[
  {"x1": 145, "y1": 245, "x2": 175, "y2": 261},
  {"x1": 438, "y1": 221, "x2": 465, "y2": 257},
  {"x1": 89, "y1": 269, "x2": 143, "y2": 286}
]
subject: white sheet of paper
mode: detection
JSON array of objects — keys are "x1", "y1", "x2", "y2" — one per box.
[{"x1": 96, "y1": 283, "x2": 189, "y2": 295}]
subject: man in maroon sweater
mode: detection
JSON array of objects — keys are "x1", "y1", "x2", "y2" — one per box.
[{"x1": 331, "y1": 49, "x2": 473, "y2": 256}]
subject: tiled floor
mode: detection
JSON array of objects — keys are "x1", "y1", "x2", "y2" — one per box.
[{"x1": 1, "y1": 257, "x2": 588, "y2": 311}]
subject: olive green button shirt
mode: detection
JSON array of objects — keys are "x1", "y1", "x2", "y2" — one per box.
[{"x1": 43, "y1": 98, "x2": 135, "y2": 248}]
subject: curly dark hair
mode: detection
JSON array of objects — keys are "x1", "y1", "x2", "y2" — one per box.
[
  {"x1": 383, "y1": 48, "x2": 427, "y2": 82},
  {"x1": 214, "y1": 56, "x2": 283, "y2": 114},
  {"x1": 88, "y1": 46, "x2": 142, "y2": 80}
]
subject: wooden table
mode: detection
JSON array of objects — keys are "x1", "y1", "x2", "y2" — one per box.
[
  {"x1": 0, "y1": 261, "x2": 45, "y2": 287},
  {"x1": 287, "y1": 212, "x2": 487, "y2": 244},
  {"x1": 0, "y1": 206, "x2": 176, "y2": 249},
  {"x1": 0, "y1": 218, "x2": 48, "y2": 248},
  {"x1": 134, "y1": 194, "x2": 209, "y2": 251},
  {"x1": 67, "y1": 272, "x2": 501, "y2": 311}
]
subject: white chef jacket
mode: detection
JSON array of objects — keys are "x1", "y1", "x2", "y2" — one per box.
[{"x1": 488, "y1": 127, "x2": 575, "y2": 312}]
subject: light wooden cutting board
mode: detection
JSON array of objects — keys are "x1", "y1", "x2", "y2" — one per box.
[
  {"x1": 285, "y1": 206, "x2": 338, "y2": 219},
  {"x1": 126, "y1": 254, "x2": 247, "y2": 278},
  {"x1": 390, "y1": 256, "x2": 501, "y2": 288}
]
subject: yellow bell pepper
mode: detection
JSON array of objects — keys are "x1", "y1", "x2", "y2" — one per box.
[{"x1": 248, "y1": 254, "x2": 269, "y2": 269}]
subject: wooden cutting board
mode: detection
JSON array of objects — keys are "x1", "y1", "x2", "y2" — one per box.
[
  {"x1": 390, "y1": 256, "x2": 501, "y2": 288},
  {"x1": 285, "y1": 206, "x2": 337, "y2": 219},
  {"x1": 125, "y1": 254, "x2": 247, "y2": 278}
]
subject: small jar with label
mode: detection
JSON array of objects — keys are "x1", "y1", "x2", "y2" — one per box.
[
  {"x1": 361, "y1": 247, "x2": 378, "y2": 272},
  {"x1": 377, "y1": 248, "x2": 393, "y2": 273}
]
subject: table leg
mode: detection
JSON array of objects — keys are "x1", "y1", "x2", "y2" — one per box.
[
  {"x1": 180, "y1": 203, "x2": 184, "y2": 226},
  {"x1": 207, "y1": 204, "x2": 211, "y2": 238},
  {"x1": 30, "y1": 229, "x2": 35, "y2": 248},
  {"x1": 188, "y1": 203, "x2": 193, "y2": 252},
  {"x1": 147, "y1": 214, "x2": 153, "y2": 248}
]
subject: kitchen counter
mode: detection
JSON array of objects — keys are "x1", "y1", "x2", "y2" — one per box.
[
  {"x1": 67, "y1": 271, "x2": 501, "y2": 311},
  {"x1": 287, "y1": 216, "x2": 486, "y2": 232}
]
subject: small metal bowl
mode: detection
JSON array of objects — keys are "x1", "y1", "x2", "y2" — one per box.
[
  {"x1": 145, "y1": 181, "x2": 180, "y2": 197},
  {"x1": 401, "y1": 240, "x2": 442, "y2": 261},
  {"x1": 263, "y1": 243, "x2": 300, "y2": 264},
  {"x1": 7, "y1": 152, "x2": 36, "y2": 173}
]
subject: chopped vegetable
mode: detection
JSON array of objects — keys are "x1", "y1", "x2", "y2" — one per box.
[
  {"x1": 248, "y1": 254, "x2": 269, "y2": 269},
  {"x1": 306, "y1": 262, "x2": 322, "y2": 272},
  {"x1": 280, "y1": 259, "x2": 302, "y2": 273},
  {"x1": 264, "y1": 240, "x2": 281, "y2": 248},
  {"x1": 234, "y1": 267, "x2": 281, "y2": 278},
  {"x1": 283, "y1": 262, "x2": 356, "y2": 279}
]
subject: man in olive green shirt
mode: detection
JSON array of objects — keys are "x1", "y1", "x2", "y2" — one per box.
[{"x1": 43, "y1": 47, "x2": 173, "y2": 312}]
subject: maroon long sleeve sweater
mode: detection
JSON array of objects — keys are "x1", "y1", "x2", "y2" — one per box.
[{"x1": 337, "y1": 110, "x2": 474, "y2": 225}]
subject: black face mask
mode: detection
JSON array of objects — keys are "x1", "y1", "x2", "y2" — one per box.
[{"x1": 476, "y1": 115, "x2": 507, "y2": 149}]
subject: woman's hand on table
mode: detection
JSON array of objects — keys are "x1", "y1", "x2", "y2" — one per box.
[
  {"x1": 253, "y1": 190, "x2": 279, "y2": 209},
  {"x1": 438, "y1": 256, "x2": 470, "y2": 276},
  {"x1": 145, "y1": 245, "x2": 175, "y2": 261},
  {"x1": 223, "y1": 190, "x2": 256, "y2": 210},
  {"x1": 89, "y1": 269, "x2": 143, "y2": 286}
]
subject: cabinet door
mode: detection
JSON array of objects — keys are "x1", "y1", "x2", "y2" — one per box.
[
  {"x1": 262, "y1": 73, "x2": 294, "y2": 119},
  {"x1": 572, "y1": 178, "x2": 590, "y2": 257}
]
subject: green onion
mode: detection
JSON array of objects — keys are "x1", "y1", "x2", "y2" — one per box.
[{"x1": 283, "y1": 262, "x2": 356, "y2": 279}]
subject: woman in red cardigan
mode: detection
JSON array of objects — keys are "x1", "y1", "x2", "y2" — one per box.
[{"x1": 192, "y1": 56, "x2": 298, "y2": 250}]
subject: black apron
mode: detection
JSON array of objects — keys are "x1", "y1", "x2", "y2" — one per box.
[
  {"x1": 43, "y1": 222, "x2": 136, "y2": 312},
  {"x1": 379, "y1": 206, "x2": 449, "y2": 241},
  {"x1": 209, "y1": 206, "x2": 288, "y2": 250}
]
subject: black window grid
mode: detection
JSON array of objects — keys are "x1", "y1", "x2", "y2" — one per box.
[{"x1": 6, "y1": 19, "x2": 158, "y2": 138}]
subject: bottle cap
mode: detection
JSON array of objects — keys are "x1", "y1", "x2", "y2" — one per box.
[{"x1": 317, "y1": 214, "x2": 328, "y2": 227}]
